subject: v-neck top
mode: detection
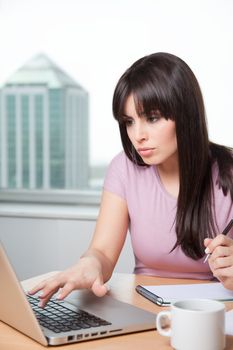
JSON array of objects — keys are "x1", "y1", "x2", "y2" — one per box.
[{"x1": 103, "y1": 151, "x2": 233, "y2": 279}]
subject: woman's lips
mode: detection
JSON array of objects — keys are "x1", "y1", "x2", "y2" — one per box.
[{"x1": 137, "y1": 148, "x2": 155, "y2": 157}]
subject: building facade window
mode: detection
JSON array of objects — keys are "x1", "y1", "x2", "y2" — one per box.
[
  {"x1": 22, "y1": 95, "x2": 30, "y2": 188},
  {"x1": 7, "y1": 95, "x2": 16, "y2": 188}
]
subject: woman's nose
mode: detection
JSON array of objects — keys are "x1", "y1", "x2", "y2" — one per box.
[{"x1": 134, "y1": 123, "x2": 148, "y2": 141}]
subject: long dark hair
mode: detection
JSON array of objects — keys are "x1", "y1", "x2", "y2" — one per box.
[{"x1": 112, "y1": 52, "x2": 233, "y2": 260}]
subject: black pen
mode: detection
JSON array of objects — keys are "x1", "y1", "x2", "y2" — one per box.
[{"x1": 203, "y1": 218, "x2": 233, "y2": 263}]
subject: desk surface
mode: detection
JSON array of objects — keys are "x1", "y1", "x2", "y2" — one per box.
[{"x1": 1, "y1": 273, "x2": 233, "y2": 350}]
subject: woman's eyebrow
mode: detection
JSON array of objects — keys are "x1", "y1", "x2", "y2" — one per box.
[{"x1": 122, "y1": 111, "x2": 145, "y2": 119}]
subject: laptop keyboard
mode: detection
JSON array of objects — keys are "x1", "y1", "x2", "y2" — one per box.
[{"x1": 27, "y1": 295, "x2": 111, "y2": 333}]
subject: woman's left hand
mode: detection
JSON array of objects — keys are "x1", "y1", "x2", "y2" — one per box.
[{"x1": 204, "y1": 234, "x2": 233, "y2": 290}]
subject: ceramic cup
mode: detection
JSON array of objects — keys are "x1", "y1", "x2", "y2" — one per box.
[{"x1": 156, "y1": 298, "x2": 225, "y2": 350}]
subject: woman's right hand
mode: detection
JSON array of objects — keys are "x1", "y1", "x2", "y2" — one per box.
[
  {"x1": 28, "y1": 255, "x2": 109, "y2": 307},
  {"x1": 28, "y1": 191, "x2": 128, "y2": 308},
  {"x1": 204, "y1": 234, "x2": 233, "y2": 290}
]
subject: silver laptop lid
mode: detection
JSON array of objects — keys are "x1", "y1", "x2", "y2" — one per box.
[
  {"x1": 0, "y1": 242, "x2": 47, "y2": 345},
  {"x1": 0, "y1": 241, "x2": 156, "y2": 346}
]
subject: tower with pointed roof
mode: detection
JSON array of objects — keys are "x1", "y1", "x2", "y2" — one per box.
[{"x1": 0, "y1": 53, "x2": 89, "y2": 189}]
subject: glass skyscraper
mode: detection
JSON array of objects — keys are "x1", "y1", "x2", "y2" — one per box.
[{"x1": 0, "y1": 54, "x2": 89, "y2": 189}]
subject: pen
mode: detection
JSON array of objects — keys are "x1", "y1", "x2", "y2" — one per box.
[
  {"x1": 135, "y1": 285, "x2": 170, "y2": 306},
  {"x1": 203, "y1": 218, "x2": 233, "y2": 263}
]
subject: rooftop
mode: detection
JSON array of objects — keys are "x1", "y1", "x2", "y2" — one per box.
[{"x1": 1, "y1": 53, "x2": 85, "y2": 90}]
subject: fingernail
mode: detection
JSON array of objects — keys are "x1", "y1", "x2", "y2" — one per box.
[
  {"x1": 56, "y1": 293, "x2": 62, "y2": 300},
  {"x1": 37, "y1": 291, "x2": 44, "y2": 298},
  {"x1": 205, "y1": 247, "x2": 210, "y2": 254},
  {"x1": 38, "y1": 301, "x2": 43, "y2": 307}
]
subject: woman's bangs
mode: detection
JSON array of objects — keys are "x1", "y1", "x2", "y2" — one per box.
[{"x1": 133, "y1": 82, "x2": 172, "y2": 119}]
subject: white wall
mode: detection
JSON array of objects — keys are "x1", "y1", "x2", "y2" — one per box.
[{"x1": 0, "y1": 215, "x2": 134, "y2": 280}]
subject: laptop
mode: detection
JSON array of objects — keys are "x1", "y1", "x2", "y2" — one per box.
[{"x1": 0, "y1": 241, "x2": 156, "y2": 346}]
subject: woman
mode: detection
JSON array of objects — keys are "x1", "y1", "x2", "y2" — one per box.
[{"x1": 30, "y1": 52, "x2": 233, "y2": 306}]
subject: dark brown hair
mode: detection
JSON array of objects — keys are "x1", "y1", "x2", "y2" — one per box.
[{"x1": 112, "y1": 52, "x2": 233, "y2": 259}]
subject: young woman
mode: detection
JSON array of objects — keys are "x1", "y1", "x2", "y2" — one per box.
[{"x1": 30, "y1": 52, "x2": 233, "y2": 306}]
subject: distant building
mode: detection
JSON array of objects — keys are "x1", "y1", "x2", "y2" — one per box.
[{"x1": 0, "y1": 53, "x2": 89, "y2": 189}]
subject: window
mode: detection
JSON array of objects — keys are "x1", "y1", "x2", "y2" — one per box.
[
  {"x1": 0, "y1": 0, "x2": 232, "y2": 207},
  {"x1": 0, "y1": 59, "x2": 92, "y2": 193}
]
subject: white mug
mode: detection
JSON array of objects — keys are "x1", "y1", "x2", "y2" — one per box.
[{"x1": 156, "y1": 299, "x2": 225, "y2": 350}]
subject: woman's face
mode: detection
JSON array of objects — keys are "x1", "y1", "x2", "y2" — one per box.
[{"x1": 123, "y1": 94, "x2": 178, "y2": 167}]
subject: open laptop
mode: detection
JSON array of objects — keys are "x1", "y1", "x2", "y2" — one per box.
[{"x1": 0, "y1": 241, "x2": 156, "y2": 346}]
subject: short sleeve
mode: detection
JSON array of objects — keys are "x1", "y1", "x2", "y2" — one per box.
[{"x1": 103, "y1": 152, "x2": 127, "y2": 200}]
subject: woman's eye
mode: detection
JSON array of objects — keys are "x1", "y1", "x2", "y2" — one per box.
[
  {"x1": 148, "y1": 115, "x2": 159, "y2": 123},
  {"x1": 146, "y1": 110, "x2": 162, "y2": 123},
  {"x1": 125, "y1": 119, "x2": 134, "y2": 126}
]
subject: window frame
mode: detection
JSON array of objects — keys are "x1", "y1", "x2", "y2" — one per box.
[{"x1": 0, "y1": 188, "x2": 101, "y2": 206}]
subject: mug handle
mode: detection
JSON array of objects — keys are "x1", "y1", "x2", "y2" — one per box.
[{"x1": 156, "y1": 310, "x2": 171, "y2": 337}]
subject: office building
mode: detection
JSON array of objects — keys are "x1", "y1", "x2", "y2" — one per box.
[{"x1": 0, "y1": 53, "x2": 89, "y2": 189}]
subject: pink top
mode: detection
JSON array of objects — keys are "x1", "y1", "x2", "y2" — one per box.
[{"x1": 103, "y1": 151, "x2": 233, "y2": 280}]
